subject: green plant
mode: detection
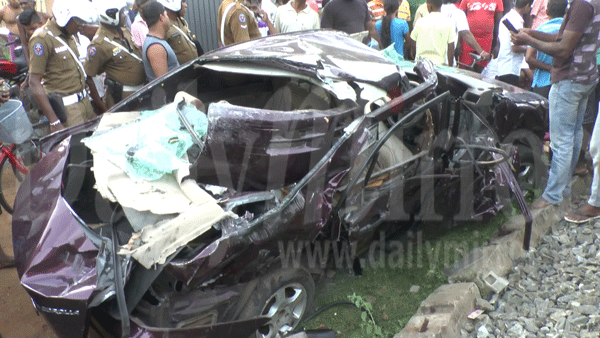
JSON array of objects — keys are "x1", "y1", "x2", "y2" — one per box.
[{"x1": 348, "y1": 293, "x2": 385, "y2": 337}]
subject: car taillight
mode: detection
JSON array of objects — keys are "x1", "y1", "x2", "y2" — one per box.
[{"x1": 387, "y1": 87, "x2": 403, "y2": 114}]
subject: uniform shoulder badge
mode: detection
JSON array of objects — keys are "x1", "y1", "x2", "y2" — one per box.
[
  {"x1": 89, "y1": 46, "x2": 97, "y2": 57},
  {"x1": 239, "y1": 13, "x2": 246, "y2": 23},
  {"x1": 33, "y1": 42, "x2": 44, "y2": 56}
]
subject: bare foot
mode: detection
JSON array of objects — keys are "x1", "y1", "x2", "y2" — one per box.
[
  {"x1": 574, "y1": 165, "x2": 589, "y2": 176},
  {"x1": 530, "y1": 197, "x2": 554, "y2": 210}
]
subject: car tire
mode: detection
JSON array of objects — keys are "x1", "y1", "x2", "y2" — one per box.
[
  {"x1": 240, "y1": 268, "x2": 315, "y2": 338},
  {"x1": 503, "y1": 129, "x2": 547, "y2": 199}
]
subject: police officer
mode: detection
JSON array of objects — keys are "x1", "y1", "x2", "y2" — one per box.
[
  {"x1": 217, "y1": 0, "x2": 261, "y2": 47},
  {"x1": 85, "y1": 0, "x2": 146, "y2": 108},
  {"x1": 157, "y1": 0, "x2": 197, "y2": 64},
  {"x1": 28, "y1": 0, "x2": 101, "y2": 133}
]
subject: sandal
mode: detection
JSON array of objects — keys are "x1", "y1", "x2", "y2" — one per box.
[{"x1": 564, "y1": 204, "x2": 600, "y2": 224}]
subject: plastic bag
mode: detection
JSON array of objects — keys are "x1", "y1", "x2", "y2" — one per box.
[
  {"x1": 83, "y1": 101, "x2": 208, "y2": 181},
  {"x1": 380, "y1": 43, "x2": 405, "y2": 65}
]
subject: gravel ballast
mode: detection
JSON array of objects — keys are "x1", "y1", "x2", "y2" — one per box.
[{"x1": 463, "y1": 218, "x2": 600, "y2": 338}]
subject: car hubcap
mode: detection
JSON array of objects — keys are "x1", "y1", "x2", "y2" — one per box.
[
  {"x1": 257, "y1": 283, "x2": 308, "y2": 338},
  {"x1": 518, "y1": 163, "x2": 534, "y2": 188},
  {"x1": 516, "y1": 149, "x2": 541, "y2": 200}
]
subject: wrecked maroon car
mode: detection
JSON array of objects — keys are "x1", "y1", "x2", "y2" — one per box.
[
  {"x1": 13, "y1": 31, "x2": 533, "y2": 338},
  {"x1": 396, "y1": 61, "x2": 548, "y2": 198}
]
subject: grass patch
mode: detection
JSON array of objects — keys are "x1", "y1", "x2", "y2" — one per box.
[{"x1": 301, "y1": 214, "x2": 508, "y2": 337}]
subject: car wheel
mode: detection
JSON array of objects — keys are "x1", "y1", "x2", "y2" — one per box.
[
  {"x1": 241, "y1": 268, "x2": 315, "y2": 338},
  {"x1": 503, "y1": 129, "x2": 547, "y2": 200}
]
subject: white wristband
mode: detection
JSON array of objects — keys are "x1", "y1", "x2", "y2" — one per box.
[{"x1": 50, "y1": 120, "x2": 61, "y2": 126}]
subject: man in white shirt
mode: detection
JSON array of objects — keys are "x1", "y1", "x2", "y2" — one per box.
[
  {"x1": 274, "y1": 0, "x2": 319, "y2": 33},
  {"x1": 410, "y1": 0, "x2": 456, "y2": 65},
  {"x1": 415, "y1": 0, "x2": 492, "y2": 67},
  {"x1": 496, "y1": 0, "x2": 532, "y2": 85},
  {"x1": 245, "y1": 0, "x2": 277, "y2": 37},
  {"x1": 441, "y1": 0, "x2": 491, "y2": 66},
  {"x1": 262, "y1": 0, "x2": 278, "y2": 22}
]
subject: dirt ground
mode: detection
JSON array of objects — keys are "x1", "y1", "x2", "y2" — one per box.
[{"x1": 0, "y1": 183, "x2": 57, "y2": 338}]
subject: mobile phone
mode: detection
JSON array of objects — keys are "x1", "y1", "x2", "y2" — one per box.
[{"x1": 502, "y1": 19, "x2": 518, "y2": 33}]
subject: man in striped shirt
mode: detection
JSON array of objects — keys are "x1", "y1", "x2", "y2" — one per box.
[
  {"x1": 368, "y1": 0, "x2": 385, "y2": 21},
  {"x1": 368, "y1": 0, "x2": 411, "y2": 22}
]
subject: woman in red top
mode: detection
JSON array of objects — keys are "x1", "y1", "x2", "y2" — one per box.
[{"x1": 459, "y1": 0, "x2": 503, "y2": 70}]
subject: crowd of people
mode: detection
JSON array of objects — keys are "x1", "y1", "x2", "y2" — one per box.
[
  {"x1": 218, "y1": 0, "x2": 600, "y2": 227},
  {"x1": 0, "y1": 0, "x2": 203, "y2": 131},
  {"x1": 0, "y1": 0, "x2": 568, "y2": 135}
]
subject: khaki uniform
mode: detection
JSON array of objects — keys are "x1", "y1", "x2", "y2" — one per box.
[
  {"x1": 84, "y1": 25, "x2": 146, "y2": 107},
  {"x1": 166, "y1": 17, "x2": 198, "y2": 64},
  {"x1": 29, "y1": 19, "x2": 94, "y2": 127},
  {"x1": 217, "y1": 0, "x2": 261, "y2": 47}
]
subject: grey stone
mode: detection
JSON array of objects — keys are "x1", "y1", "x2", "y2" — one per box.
[
  {"x1": 506, "y1": 323, "x2": 524, "y2": 337},
  {"x1": 588, "y1": 314, "x2": 600, "y2": 326},
  {"x1": 476, "y1": 298, "x2": 494, "y2": 312},
  {"x1": 555, "y1": 316, "x2": 566, "y2": 331},
  {"x1": 521, "y1": 318, "x2": 538, "y2": 333},
  {"x1": 557, "y1": 234, "x2": 571, "y2": 245},
  {"x1": 580, "y1": 305, "x2": 597, "y2": 315},
  {"x1": 578, "y1": 234, "x2": 594, "y2": 245},
  {"x1": 568, "y1": 315, "x2": 589, "y2": 328},
  {"x1": 464, "y1": 321, "x2": 475, "y2": 332},
  {"x1": 477, "y1": 314, "x2": 491, "y2": 328},
  {"x1": 477, "y1": 325, "x2": 490, "y2": 338}
]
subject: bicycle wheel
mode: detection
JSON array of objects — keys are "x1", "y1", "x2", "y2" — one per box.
[{"x1": 0, "y1": 154, "x2": 30, "y2": 214}]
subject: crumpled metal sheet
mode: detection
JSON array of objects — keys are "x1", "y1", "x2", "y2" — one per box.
[
  {"x1": 204, "y1": 30, "x2": 402, "y2": 88},
  {"x1": 164, "y1": 118, "x2": 372, "y2": 286},
  {"x1": 12, "y1": 137, "x2": 104, "y2": 337},
  {"x1": 190, "y1": 99, "x2": 360, "y2": 191}
]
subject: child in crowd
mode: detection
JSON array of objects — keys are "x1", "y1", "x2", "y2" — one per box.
[
  {"x1": 410, "y1": 0, "x2": 456, "y2": 65},
  {"x1": 376, "y1": 0, "x2": 410, "y2": 58}
]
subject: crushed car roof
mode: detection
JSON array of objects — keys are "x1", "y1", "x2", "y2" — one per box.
[{"x1": 201, "y1": 30, "x2": 403, "y2": 85}]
